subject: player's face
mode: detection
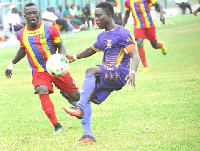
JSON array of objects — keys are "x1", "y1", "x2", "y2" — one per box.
[
  {"x1": 94, "y1": 8, "x2": 109, "y2": 29},
  {"x1": 24, "y1": 5, "x2": 40, "y2": 29}
]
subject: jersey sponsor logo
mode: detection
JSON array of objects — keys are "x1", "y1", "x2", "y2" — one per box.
[
  {"x1": 40, "y1": 34, "x2": 45, "y2": 39},
  {"x1": 127, "y1": 37, "x2": 132, "y2": 42},
  {"x1": 106, "y1": 40, "x2": 112, "y2": 48},
  {"x1": 105, "y1": 66, "x2": 115, "y2": 71}
]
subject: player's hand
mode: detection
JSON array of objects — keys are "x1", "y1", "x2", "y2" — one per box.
[
  {"x1": 193, "y1": 10, "x2": 198, "y2": 16},
  {"x1": 125, "y1": 73, "x2": 136, "y2": 89},
  {"x1": 160, "y1": 15, "x2": 165, "y2": 25},
  {"x1": 65, "y1": 54, "x2": 75, "y2": 63},
  {"x1": 5, "y1": 69, "x2": 12, "y2": 79}
]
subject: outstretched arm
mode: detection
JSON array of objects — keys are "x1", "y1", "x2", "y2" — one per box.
[
  {"x1": 122, "y1": 10, "x2": 130, "y2": 27},
  {"x1": 5, "y1": 47, "x2": 26, "y2": 78},
  {"x1": 125, "y1": 49, "x2": 140, "y2": 88},
  {"x1": 155, "y1": 2, "x2": 165, "y2": 25},
  {"x1": 66, "y1": 46, "x2": 97, "y2": 63},
  {"x1": 193, "y1": 7, "x2": 200, "y2": 16}
]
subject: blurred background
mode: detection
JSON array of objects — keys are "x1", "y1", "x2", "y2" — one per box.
[{"x1": 0, "y1": 0, "x2": 200, "y2": 46}]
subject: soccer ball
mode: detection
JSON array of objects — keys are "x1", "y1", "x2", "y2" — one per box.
[{"x1": 46, "y1": 54, "x2": 69, "y2": 77}]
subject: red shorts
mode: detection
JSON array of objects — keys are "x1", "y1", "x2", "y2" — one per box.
[
  {"x1": 134, "y1": 26, "x2": 157, "y2": 42},
  {"x1": 32, "y1": 72, "x2": 78, "y2": 94}
]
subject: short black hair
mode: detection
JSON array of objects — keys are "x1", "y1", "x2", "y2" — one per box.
[
  {"x1": 25, "y1": 2, "x2": 36, "y2": 8},
  {"x1": 24, "y1": 2, "x2": 37, "y2": 13},
  {"x1": 96, "y1": 2, "x2": 114, "y2": 17}
]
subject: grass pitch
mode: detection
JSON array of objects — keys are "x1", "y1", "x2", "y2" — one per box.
[{"x1": 0, "y1": 14, "x2": 199, "y2": 151}]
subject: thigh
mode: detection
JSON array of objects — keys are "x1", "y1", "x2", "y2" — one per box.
[
  {"x1": 134, "y1": 28, "x2": 146, "y2": 40},
  {"x1": 32, "y1": 72, "x2": 53, "y2": 94},
  {"x1": 145, "y1": 26, "x2": 157, "y2": 42},
  {"x1": 53, "y1": 72, "x2": 78, "y2": 93}
]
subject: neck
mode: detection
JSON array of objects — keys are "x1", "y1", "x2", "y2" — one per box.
[
  {"x1": 105, "y1": 20, "x2": 115, "y2": 31},
  {"x1": 28, "y1": 22, "x2": 40, "y2": 30}
]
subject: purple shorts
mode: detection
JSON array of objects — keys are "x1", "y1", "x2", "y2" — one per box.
[{"x1": 93, "y1": 64, "x2": 128, "y2": 104}]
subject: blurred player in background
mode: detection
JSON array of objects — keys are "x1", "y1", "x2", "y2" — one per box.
[
  {"x1": 5, "y1": 3, "x2": 80, "y2": 133},
  {"x1": 122, "y1": 0, "x2": 167, "y2": 73},
  {"x1": 63, "y1": 2, "x2": 139, "y2": 145}
]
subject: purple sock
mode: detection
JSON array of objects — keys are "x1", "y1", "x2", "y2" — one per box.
[
  {"x1": 77, "y1": 73, "x2": 96, "y2": 110},
  {"x1": 81, "y1": 102, "x2": 92, "y2": 136}
]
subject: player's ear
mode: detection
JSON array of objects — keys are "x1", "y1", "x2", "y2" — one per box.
[{"x1": 107, "y1": 12, "x2": 112, "y2": 18}]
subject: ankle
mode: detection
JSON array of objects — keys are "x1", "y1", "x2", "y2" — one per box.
[{"x1": 54, "y1": 123, "x2": 62, "y2": 129}]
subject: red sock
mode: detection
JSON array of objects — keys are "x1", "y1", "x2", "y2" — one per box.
[
  {"x1": 138, "y1": 48, "x2": 147, "y2": 67},
  {"x1": 39, "y1": 93, "x2": 58, "y2": 125},
  {"x1": 158, "y1": 43, "x2": 163, "y2": 49}
]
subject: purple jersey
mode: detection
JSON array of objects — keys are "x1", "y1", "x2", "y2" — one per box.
[
  {"x1": 92, "y1": 25, "x2": 135, "y2": 72},
  {"x1": 91, "y1": 25, "x2": 136, "y2": 104}
]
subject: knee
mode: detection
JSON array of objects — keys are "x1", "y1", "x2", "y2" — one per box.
[
  {"x1": 86, "y1": 67, "x2": 95, "y2": 74},
  {"x1": 35, "y1": 85, "x2": 49, "y2": 94},
  {"x1": 137, "y1": 39, "x2": 143, "y2": 48}
]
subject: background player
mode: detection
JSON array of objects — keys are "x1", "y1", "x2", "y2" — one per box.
[
  {"x1": 122, "y1": 0, "x2": 167, "y2": 73},
  {"x1": 5, "y1": 2, "x2": 80, "y2": 133},
  {"x1": 63, "y1": 2, "x2": 140, "y2": 145}
]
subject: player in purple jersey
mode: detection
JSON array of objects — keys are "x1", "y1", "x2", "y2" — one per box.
[{"x1": 63, "y1": 2, "x2": 140, "y2": 145}]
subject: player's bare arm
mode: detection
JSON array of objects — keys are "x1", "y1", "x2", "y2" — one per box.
[
  {"x1": 5, "y1": 47, "x2": 26, "y2": 79},
  {"x1": 122, "y1": 10, "x2": 130, "y2": 27},
  {"x1": 55, "y1": 41, "x2": 66, "y2": 55},
  {"x1": 66, "y1": 46, "x2": 96, "y2": 63},
  {"x1": 155, "y1": 2, "x2": 165, "y2": 25},
  {"x1": 125, "y1": 49, "x2": 140, "y2": 88}
]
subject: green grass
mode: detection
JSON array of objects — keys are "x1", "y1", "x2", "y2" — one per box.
[{"x1": 0, "y1": 14, "x2": 200, "y2": 150}]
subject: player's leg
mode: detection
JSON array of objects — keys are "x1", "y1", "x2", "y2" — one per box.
[
  {"x1": 60, "y1": 91, "x2": 79, "y2": 107},
  {"x1": 137, "y1": 37, "x2": 148, "y2": 68},
  {"x1": 76, "y1": 101, "x2": 96, "y2": 145},
  {"x1": 186, "y1": 2, "x2": 192, "y2": 13},
  {"x1": 66, "y1": 66, "x2": 101, "y2": 110},
  {"x1": 134, "y1": 28, "x2": 150, "y2": 73},
  {"x1": 76, "y1": 66, "x2": 100, "y2": 110},
  {"x1": 146, "y1": 26, "x2": 167, "y2": 55},
  {"x1": 36, "y1": 85, "x2": 63, "y2": 133},
  {"x1": 33, "y1": 72, "x2": 63, "y2": 133},
  {"x1": 64, "y1": 65, "x2": 123, "y2": 118},
  {"x1": 53, "y1": 72, "x2": 80, "y2": 107},
  {"x1": 76, "y1": 84, "x2": 113, "y2": 145},
  {"x1": 150, "y1": 41, "x2": 167, "y2": 55}
]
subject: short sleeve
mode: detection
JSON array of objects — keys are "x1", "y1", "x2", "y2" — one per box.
[
  {"x1": 118, "y1": 28, "x2": 135, "y2": 54},
  {"x1": 49, "y1": 25, "x2": 61, "y2": 43},
  {"x1": 16, "y1": 30, "x2": 24, "y2": 48},
  {"x1": 148, "y1": 0, "x2": 157, "y2": 4},
  {"x1": 92, "y1": 34, "x2": 102, "y2": 52},
  {"x1": 125, "y1": 0, "x2": 131, "y2": 11}
]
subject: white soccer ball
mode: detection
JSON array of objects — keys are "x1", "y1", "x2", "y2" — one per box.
[{"x1": 46, "y1": 54, "x2": 69, "y2": 77}]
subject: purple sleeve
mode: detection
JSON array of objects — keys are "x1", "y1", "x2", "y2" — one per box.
[
  {"x1": 92, "y1": 34, "x2": 102, "y2": 52},
  {"x1": 118, "y1": 28, "x2": 135, "y2": 48}
]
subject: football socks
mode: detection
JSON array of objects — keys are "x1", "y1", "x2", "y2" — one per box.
[
  {"x1": 77, "y1": 73, "x2": 96, "y2": 110},
  {"x1": 138, "y1": 48, "x2": 147, "y2": 67},
  {"x1": 81, "y1": 102, "x2": 93, "y2": 137},
  {"x1": 39, "y1": 93, "x2": 58, "y2": 125}
]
